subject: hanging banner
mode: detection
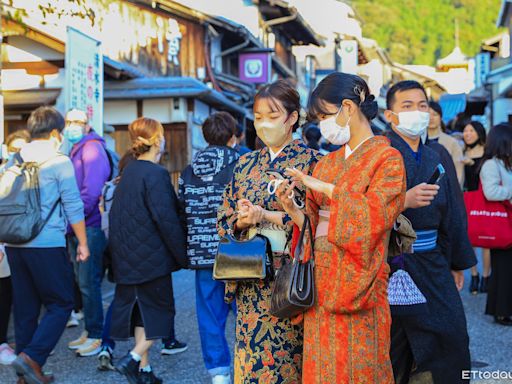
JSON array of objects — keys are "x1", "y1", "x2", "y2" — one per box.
[
  {"x1": 474, "y1": 52, "x2": 491, "y2": 89},
  {"x1": 0, "y1": 95, "x2": 4, "y2": 145},
  {"x1": 339, "y1": 40, "x2": 358, "y2": 74},
  {"x1": 65, "y1": 27, "x2": 104, "y2": 136}
]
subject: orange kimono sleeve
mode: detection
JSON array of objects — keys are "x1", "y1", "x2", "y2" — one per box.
[{"x1": 326, "y1": 150, "x2": 406, "y2": 313}]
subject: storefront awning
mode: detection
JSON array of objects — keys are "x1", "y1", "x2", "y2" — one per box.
[
  {"x1": 439, "y1": 93, "x2": 466, "y2": 123},
  {"x1": 104, "y1": 77, "x2": 249, "y2": 117}
]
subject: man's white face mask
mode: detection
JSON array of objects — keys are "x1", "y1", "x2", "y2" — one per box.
[{"x1": 393, "y1": 111, "x2": 430, "y2": 139}]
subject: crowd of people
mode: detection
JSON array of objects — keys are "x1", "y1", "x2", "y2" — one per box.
[{"x1": 0, "y1": 72, "x2": 510, "y2": 384}]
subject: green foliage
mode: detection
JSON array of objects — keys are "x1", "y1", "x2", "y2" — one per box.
[
  {"x1": 351, "y1": 0, "x2": 503, "y2": 65},
  {"x1": 1, "y1": 0, "x2": 96, "y2": 26}
]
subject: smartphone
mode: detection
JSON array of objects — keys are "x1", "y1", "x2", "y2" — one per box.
[
  {"x1": 427, "y1": 164, "x2": 445, "y2": 185},
  {"x1": 265, "y1": 168, "x2": 305, "y2": 206},
  {"x1": 265, "y1": 168, "x2": 286, "y2": 180}
]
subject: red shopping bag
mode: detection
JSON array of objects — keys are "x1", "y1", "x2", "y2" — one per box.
[{"x1": 464, "y1": 185, "x2": 512, "y2": 249}]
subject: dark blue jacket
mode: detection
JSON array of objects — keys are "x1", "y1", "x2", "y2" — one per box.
[{"x1": 109, "y1": 160, "x2": 187, "y2": 284}]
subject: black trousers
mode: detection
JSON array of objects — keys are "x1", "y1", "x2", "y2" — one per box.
[
  {"x1": 0, "y1": 276, "x2": 12, "y2": 344},
  {"x1": 486, "y1": 247, "x2": 512, "y2": 317},
  {"x1": 6, "y1": 247, "x2": 74, "y2": 367}
]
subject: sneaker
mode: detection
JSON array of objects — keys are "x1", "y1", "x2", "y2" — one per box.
[
  {"x1": 161, "y1": 339, "x2": 188, "y2": 355},
  {"x1": 73, "y1": 310, "x2": 84, "y2": 321},
  {"x1": 97, "y1": 346, "x2": 115, "y2": 371},
  {"x1": 212, "y1": 374, "x2": 231, "y2": 384},
  {"x1": 75, "y1": 338, "x2": 102, "y2": 357},
  {"x1": 68, "y1": 331, "x2": 88, "y2": 350},
  {"x1": 66, "y1": 311, "x2": 81, "y2": 328},
  {"x1": 0, "y1": 343, "x2": 16, "y2": 365},
  {"x1": 139, "y1": 371, "x2": 163, "y2": 384},
  {"x1": 115, "y1": 353, "x2": 140, "y2": 384}
]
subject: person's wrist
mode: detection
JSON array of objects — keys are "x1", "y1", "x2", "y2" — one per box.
[{"x1": 323, "y1": 183, "x2": 334, "y2": 198}]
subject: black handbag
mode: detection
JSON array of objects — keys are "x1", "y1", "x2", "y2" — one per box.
[
  {"x1": 213, "y1": 229, "x2": 274, "y2": 281},
  {"x1": 270, "y1": 216, "x2": 315, "y2": 318}
]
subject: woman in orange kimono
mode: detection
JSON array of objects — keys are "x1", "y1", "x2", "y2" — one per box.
[{"x1": 277, "y1": 72, "x2": 406, "y2": 383}]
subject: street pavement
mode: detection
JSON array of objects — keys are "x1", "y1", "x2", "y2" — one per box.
[{"x1": 0, "y1": 265, "x2": 511, "y2": 383}]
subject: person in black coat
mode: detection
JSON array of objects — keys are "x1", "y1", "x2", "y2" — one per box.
[{"x1": 109, "y1": 117, "x2": 187, "y2": 384}]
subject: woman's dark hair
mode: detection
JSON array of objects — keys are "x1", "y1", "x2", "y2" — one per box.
[
  {"x1": 254, "y1": 80, "x2": 301, "y2": 131},
  {"x1": 27, "y1": 106, "x2": 65, "y2": 139},
  {"x1": 309, "y1": 72, "x2": 378, "y2": 122},
  {"x1": 463, "y1": 121, "x2": 486, "y2": 149},
  {"x1": 451, "y1": 112, "x2": 471, "y2": 133},
  {"x1": 119, "y1": 151, "x2": 136, "y2": 176},
  {"x1": 303, "y1": 123, "x2": 321, "y2": 150},
  {"x1": 428, "y1": 101, "x2": 447, "y2": 132},
  {"x1": 202, "y1": 111, "x2": 237, "y2": 146},
  {"x1": 5, "y1": 129, "x2": 31, "y2": 150},
  {"x1": 481, "y1": 123, "x2": 512, "y2": 171},
  {"x1": 386, "y1": 80, "x2": 428, "y2": 110}
]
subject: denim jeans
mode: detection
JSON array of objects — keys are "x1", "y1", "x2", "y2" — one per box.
[
  {"x1": 6, "y1": 247, "x2": 73, "y2": 367},
  {"x1": 195, "y1": 269, "x2": 236, "y2": 377},
  {"x1": 101, "y1": 302, "x2": 115, "y2": 350},
  {"x1": 68, "y1": 227, "x2": 106, "y2": 339}
]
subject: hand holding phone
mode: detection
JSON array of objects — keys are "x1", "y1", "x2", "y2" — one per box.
[{"x1": 427, "y1": 164, "x2": 445, "y2": 185}]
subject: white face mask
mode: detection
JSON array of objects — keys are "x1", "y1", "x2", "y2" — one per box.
[
  {"x1": 159, "y1": 137, "x2": 166, "y2": 154},
  {"x1": 393, "y1": 111, "x2": 430, "y2": 139},
  {"x1": 319, "y1": 107, "x2": 351, "y2": 146}
]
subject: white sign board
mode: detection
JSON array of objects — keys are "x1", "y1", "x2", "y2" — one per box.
[
  {"x1": 0, "y1": 95, "x2": 4, "y2": 144},
  {"x1": 340, "y1": 40, "x2": 358, "y2": 74},
  {"x1": 65, "y1": 27, "x2": 104, "y2": 136}
]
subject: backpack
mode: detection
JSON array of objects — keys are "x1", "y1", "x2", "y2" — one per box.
[
  {"x1": 0, "y1": 153, "x2": 60, "y2": 244},
  {"x1": 89, "y1": 140, "x2": 119, "y2": 181},
  {"x1": 100, "y1": 179, "x2": 117, "y2": 239},
  {"x1": 104, "y1": 148, "x2": 119, "y2": 180}
]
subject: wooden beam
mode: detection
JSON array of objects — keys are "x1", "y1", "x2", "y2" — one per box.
[
  {"x1": 2, "y1": 60, "x2": 63, "y2": 75},
  {"x1": 2, "y1": 18, "x2": 65, "y2": 53}
]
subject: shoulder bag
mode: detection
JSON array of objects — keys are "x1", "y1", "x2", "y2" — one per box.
[{"x1": 270, "y1": 215, "x2": 315, "y2": 318}]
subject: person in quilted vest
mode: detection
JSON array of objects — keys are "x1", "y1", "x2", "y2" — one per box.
[{"x1": 108, "y1": 117, "x2": 187, "y2": 384}]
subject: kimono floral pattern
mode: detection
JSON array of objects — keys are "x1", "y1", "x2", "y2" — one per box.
[
  {"x1": 218, "y1": 140, "x2": 320, "y2": 384},
  {"x1": 302, "y1": 136, "x2": 406, "y2": 384}
]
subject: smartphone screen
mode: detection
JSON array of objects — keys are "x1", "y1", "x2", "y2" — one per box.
[
  {"x1": 427, "y1": 164, "x2": 445, "y2": 185},
  {"x1": 265, "y1": 168, "x2": 285, "y2": 180}
]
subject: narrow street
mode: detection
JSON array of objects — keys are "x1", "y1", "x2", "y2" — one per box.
[{"x1": 0, "y1": 266, "x2": 510, "y2": 383}]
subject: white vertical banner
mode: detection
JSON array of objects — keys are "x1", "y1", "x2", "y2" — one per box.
[
  {"x1": 65, "y1": 27, "x2": 104, "y2": 136},
  {"x1": 340, "y1": 40, "x2": 358, "y2": 74},
  {"x1": 0, "y1": 95, "x2": 4, "y2": 145}
]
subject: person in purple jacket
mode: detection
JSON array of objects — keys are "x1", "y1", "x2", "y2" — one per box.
[{"x1": 64, "y1": 109, "x2": 111, "y2": 357}]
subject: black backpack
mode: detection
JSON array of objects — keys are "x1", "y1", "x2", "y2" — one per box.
[{"x1": 0, "y1": 153, "x2": 60, "y2": 244}]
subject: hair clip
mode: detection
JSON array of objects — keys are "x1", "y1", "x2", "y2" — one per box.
[
  {"x1": 137, "y1": 136, "x2": 152, "y2": 146},
  {"x1": 354, "y1": 85, "x2": 366, "y2": 105}
]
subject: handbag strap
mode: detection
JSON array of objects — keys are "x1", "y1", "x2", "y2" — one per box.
[{"x1": 294, "y1": 215, "x2": 313, "y2": 262}]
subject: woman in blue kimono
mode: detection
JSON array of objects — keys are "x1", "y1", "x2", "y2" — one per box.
[{"x1": 217, "y1": 80, "x2": 320, "y2": 383}]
